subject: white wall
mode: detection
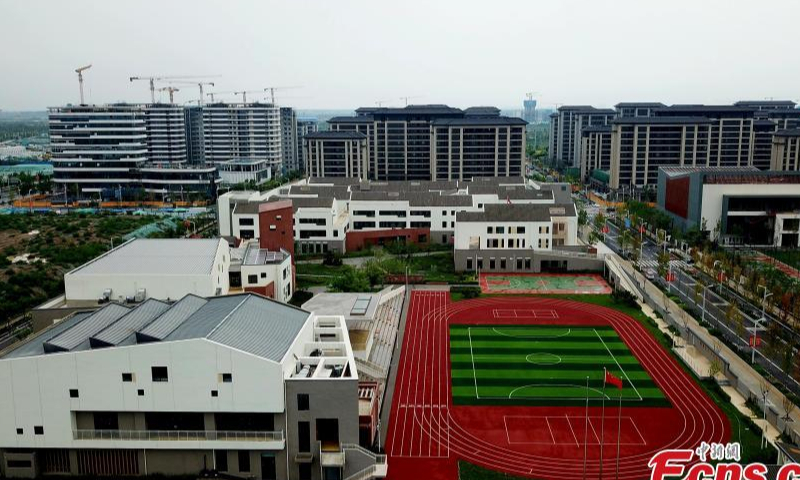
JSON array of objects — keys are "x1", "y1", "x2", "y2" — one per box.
[
  {"x1": 0, "y1": 339, "x2": 286, "y2": 450},
  {"x1": 700, "y1": 184, "x2": 800, "y2": 239},
  {"x1": 65, "y1": 241, "x2": 231, "y2": 302},
  {"x1": 241, "y1": 256, "x2": 293, "y2": 303},
  {"x1": 454, "y1": 220, "x2": 552, "y2": 250}
]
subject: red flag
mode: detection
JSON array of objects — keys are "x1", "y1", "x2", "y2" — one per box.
[{"x1": 605, "y1": 370, "x2": 623, "y2": 390}]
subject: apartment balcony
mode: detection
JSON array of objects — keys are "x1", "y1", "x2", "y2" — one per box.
[{"x1": 72, "y1": 429, "x2": 285, "y2": 450}]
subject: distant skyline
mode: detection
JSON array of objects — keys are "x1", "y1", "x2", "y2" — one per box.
[{"x1": 1, "y1": 0, "x2": 799, "y2": 111}]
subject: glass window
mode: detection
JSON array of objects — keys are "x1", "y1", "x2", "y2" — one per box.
[
  {"x1": 151, "y1": 366, "x2": 168, "y2": 382},
  {"x1": 297, "y1": 393, "x2": 310, "y2": 411}
]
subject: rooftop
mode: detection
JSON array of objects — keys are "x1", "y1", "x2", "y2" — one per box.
[
  {"x1": 304, "y1": 131, "x2": 368, "y2": 140},
  {"x1": 611, "y1": 116, "x2": 714, "y2": 125},
  {"x1": 66, "y1": 239, "x2": 224, "y2": 277},
  {"x1": 775, "y1": 128, "x2": 800, "y2": 137},
  {"x1": 301, "y1": 292, "x2": 381, "y2": 322},
  {"x1": 3, "y1": 293, "x2": 310, "y2": 363},
  {"x1": 457, "y1": 202, "x2": 575, "y2": 223},
  {"x1": 432, "y1": 116, "x2": 527, "y2": 126}
]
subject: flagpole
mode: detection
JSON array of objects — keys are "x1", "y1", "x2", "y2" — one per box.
[
  {"x1": 615, "y1": 388, "x2": 623, "y2": 480},
  {"x1": 600, "y1": 368, "x2": 607, "y2": 480},
  {"x1": 583, "y1": 375, "x2": 589, "y2": 480}
]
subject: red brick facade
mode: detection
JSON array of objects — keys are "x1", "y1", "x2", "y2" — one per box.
[
  {"x1": 345, "y1": 228, "x2": 430, "y2": 252},
  {"x1": 244, "y1": 282, "x2": 275, "y2": 299},
  {"x1": 258, "y1": 200, "x2": 295, "y2": 258},
  {"x1": 664, "y1": 176, "x2": 691, "y2": 219}
]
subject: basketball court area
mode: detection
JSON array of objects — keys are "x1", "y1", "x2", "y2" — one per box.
[
  {"x1": 479, "y1": 273, "x2": 612, "y2": 295},
  {"x1": 385, "y1": 292, "x2": 730, "y2": 480}
]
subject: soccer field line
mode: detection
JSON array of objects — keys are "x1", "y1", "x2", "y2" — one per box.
[
  {"x1": 464, "y1": 326, "x2": 647, "y2": 402},
  {"x1": 594, "y1": 328, "x2": 643, "y2": 401}
]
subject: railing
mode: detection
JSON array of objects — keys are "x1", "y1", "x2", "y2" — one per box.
[
  {"x1": 355, "y1": 357, "x2": 388, "y2": 379},
  {"x1": 342, "y1": 443, "x2": 387, "y2": 464},
  {"x1": 345, "y1": 465, "x2": 384, "y2": 480},
  {"x1": 73, "y1": 429, "x2": 284, "y2": 443}
]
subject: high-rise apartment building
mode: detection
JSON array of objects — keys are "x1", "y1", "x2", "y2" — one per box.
[
  {"x1": 145, "y1": 104, "x2": 188, "y2": 164},
  {"x1": 280, "y1": 107, "x2": 298, "y2": 174},
  {"x1": 184, "y1": 105, "x2": 205, "y2": 164},
  {"x1": 548, "y1": 106, "x2": 615, "y2": 168},
  {"x1": 295, "y1": 117, "x2": 318, "y2": 174},
  {"x1": 523, "y1": 97, "x2": 537, "y2": 124},
  {"x1": 771, "y1": 129, "x2": 800, "y2": 171},
  {"x1": 327, "y1": 104, "x2": 526, "y2": 181},
  {"x1": 304, "y1": 131, "x2": 369, "y2": 178},
  {"x1": 202, "y1": 103, "x2": 282, "y2": 172}
]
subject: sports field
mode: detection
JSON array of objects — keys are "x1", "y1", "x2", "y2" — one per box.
[
  {"x1": 450, "y1": 324, "x2": 669, "y2": 407},
  {"x1": 480, "y1": 273, "x2": 612, "y2": 294}
]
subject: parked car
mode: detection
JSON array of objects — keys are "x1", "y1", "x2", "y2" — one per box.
[{"x1": 645, "y1": 268, "x2": 656, "y2": 280}]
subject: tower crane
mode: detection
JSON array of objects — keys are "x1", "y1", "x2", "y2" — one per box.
[
  {"x1": 399, "y1": 96, "x2": 421, "y2": 106},
  {"x1": 157, "y1": 86, "x2": 180, "y2": 104},
  {"x1": 75, "y1": 64, "x2": 92, "y2": 104},
  {"x1": 211, "y1": 90, "x2": 263, "y2": 103},
  {"x1": 129, "y1": 75, "x2": 218, "y2": 103},
  {"x1": 526, "y1": 91, "x2": 539, "y2": 101},
  {"x1": 263, "y1": 86, "x2": 302, "y2": 104},
  {"x1": 169, "y1": 81, "x2": 215, "y2": 106}
]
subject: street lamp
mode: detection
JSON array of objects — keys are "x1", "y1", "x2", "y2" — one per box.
[{"x1": 751, "y1": 285, "x2": 773, "y2": 364}]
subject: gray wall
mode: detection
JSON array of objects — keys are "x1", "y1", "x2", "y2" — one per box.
[{"x1": 454, "y1": 248, "x2": 603, "y2": 273}]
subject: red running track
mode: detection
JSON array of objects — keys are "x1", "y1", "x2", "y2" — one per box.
[{"x1": 385, "y1": 291, "x2": 730, "y2": 480}]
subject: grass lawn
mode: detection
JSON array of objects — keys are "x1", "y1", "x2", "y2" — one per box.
[
  {"x1": 450, "y1": 323, "x2": 668, "y2": 407},
  {"x1": 458, "y1": 461, "x2": 530, "y2": 480}
]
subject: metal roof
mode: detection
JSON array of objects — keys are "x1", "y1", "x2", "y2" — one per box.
[
  {"x1": 2, "y1": 312, "x2": 93, "y2": 358},
  {"x1": 44, "y1": 303, "x2": 131, "y2": 352},
  {"x1": 457, "y1": 203, "x2": 576, "y2": 222},
  {"x1": 207, "y1": 295, "x2": 309, "y2": 362},
  {"x1": 91, "y1": 299, "x2": 171, "y2": 347},
  {"x1": 137, "y1": 294, "x2": 209, "y2": 341},
  {"x1": 68, "y1": 239, "x2": 223, "y2": 276}
]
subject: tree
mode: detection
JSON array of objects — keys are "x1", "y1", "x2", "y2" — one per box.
[
  {"x1": 656, "y1": 251, "x2": 670, "y2": 278},
  {"x1": 329, "y1": 266, "x2": 370, "y2": 292},
  {"x1": 619, "y1": 230, "x2": 632, "y2": 255},
  {"x1": 578, "y1": 208, "x2": 588, "y2": 228}
]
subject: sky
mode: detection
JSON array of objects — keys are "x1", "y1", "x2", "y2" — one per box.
[{"x1": 1, "y1": 0, "x2": 799, "y2": 111}]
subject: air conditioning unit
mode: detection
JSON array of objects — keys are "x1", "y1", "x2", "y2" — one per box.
[
  {"x1": 100, "y1": 288, "x2": 112, "y2": 303},
  {"x1": 134, "y1": 288, "x2": 146, "y2": 303}
]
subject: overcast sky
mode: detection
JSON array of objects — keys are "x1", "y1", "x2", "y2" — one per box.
[{"x1": 1, "y1": 0, "x2": 799, "y2": 111}]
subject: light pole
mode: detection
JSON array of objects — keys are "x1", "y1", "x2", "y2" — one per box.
[
  {"x1": 713, "y1": 260, "x2": 722, "y2": 295},
  {"x1": 702, "y1": 283, "x2": 709, "y2": 323},
  {"x1": 752, "y1": 285, "x2": 773, "y2": 364}
]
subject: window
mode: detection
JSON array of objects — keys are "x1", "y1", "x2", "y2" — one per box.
[
  {"x1": 7, "y1": 460, "x2": 32, "y2": 468},
  {"x1": 516, "y1": 259, "x2": 523, "y2": 269},
  {"x1": 441, "y1": 222, "x2": 447, "y2": 228},
  {"x1": 297, "y1": 393, "x2": 310, "y2": 411},
  {"x1": 151, "y1": 366, "x2": 168, "y2": 382},
  {"x1": 299, "y1": 464, "x2": 312, "y2": 480},
  {"x1": 258, "y1": 272, "x2": 265, "y2": 279},
  {"x1": 298, "y1": 422, "x2": 311, "y2": 452},
  {"x1": 222, "y1": 373, "x2": 233, "y2": 383},
  {"x1": 238, "y1": 451, "x2": 250, "y2": 473},
  {"x1": 467, "y1": 258, "x2": 473, "y2": 270},
  {"x1": 122, "y1": 372, "x2": 133, "y2": 382},
  {"x1": 239, "y1": 218, "x2": 254, "y2": 226},
  {"x1": 247, "y1": 274, "x2": 258, "y2": 284},
  {"x1": 269, "y1": 225, "x2": 276, "y2": 231},
  {"x1": 34, "y1": 426, "x2": 44, "y2": 435},
  {"x1": 500, "y1": 259, "x2": 506, "y2": 270},
  {"x1": 215, "y1": 450, "x2": 228, "y2": 471},
  {"x1": 518, "y1": 226, "x2": 526, "y2": 233},
  {"x1": 487, "y1": 226, "x2": 493, "y2": 234},
  {"x1": 441, "y1": 235, "x2": 447, "y2": 243},
  {"x1": 276, "y1": 215, "x2": 282, "y2": 220},
  {"x1": 16, "y1": 428, "x2": 22, "y2": 435},
  {"x1": 138, "y1": 389, "x2": 145, "y2": 396},
  {"x1": 211, "y1": 390, "x2": 219, "y2": 397},
  {"x1": 489, "y1": 259, "x2": 496, "y2": 269},
  {"x1": 333, "y1": 231, "x2": 338, "y2": 238},
  {"x1": 94, "y1": 412, "x2": 118, "y2": 430},
  {"x1": 443, "y1": 210, "x2": 447, "y2": 216},
  {"x1": 69, "y1": 389, "x2": 79, "y2": 398},
  {"x1": 477, "y1": 258, "x2": 483, "y2": 269},
  {"x1": 496, "y1": 226, "x2": 505, "y2": 234}
]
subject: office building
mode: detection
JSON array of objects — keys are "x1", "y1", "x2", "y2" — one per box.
[
  {"x1": 658, "y1": 167, "x2": 800, "y2": 247},
  {"x1": 295, "y1": 117, "x2": 319, "y2": 174},
  {"x1": 304, "y1": 131, "x2": 370, "y2": 179},
  {"x1": 0, "y1": 293, "x2": 387, "y2": 480},
  {"x1": 548, "y1": 106, "x2": 615, "y2": 168},
  {"x1": 280, "y1": 107, "x2": 298, "y2": 174},
  {"x1": 328, "y1": 104, "x2": 525, "y2": 181},
  {"x1": 202, "y1": 103, "x2": 282, "y2": 173},
  {"x1": 49, "y1": 104, "x2": 219, "y2": 201}
]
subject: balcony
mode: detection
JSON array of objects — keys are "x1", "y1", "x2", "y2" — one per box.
[{"x1": 72, "y1": 429, "x2": 284, "y2": 449}]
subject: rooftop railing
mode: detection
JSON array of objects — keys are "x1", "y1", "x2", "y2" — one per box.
[{"x1": 73, "y1": 429, "x2": 284, "y2": 443}]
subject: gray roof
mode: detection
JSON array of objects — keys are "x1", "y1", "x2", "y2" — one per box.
[
  {"x1": 457, "y1": 203, "x2": 575, "y2": 223},
  {"x1": 614, "y1": 102, "x2": 667, "y2": 108},
  {"x1": 611, "y1": 116, "x2": 714, "y2": 125},
  {"x1": 289, "y1": 185, "x2": 350, "y2": 198},
  {"x1": 91, "y1": 299, "x2": 170, "y2": 347},
  {"x1": 432, "y1": 116, "x2": 527, "y2": 126},
  {"x1": 304, "y1": 131, "x2": 367, "y2": 140},
  {"x1": 328, "y1": 116, "x2": 374, "y2": 124},
  {"x1": 775, "y1": 128, "x2": 800, "y2": 137},
  {"x1": 271, "y1": 196, "x2": 335, "y2": 210},
  {"x1": 3, "y1": 293, "x2": 311, "y2": 363},
  {"x1": 308, "y1": 177, "x2": 361, "y2": 185},
  {"x1": 206, "y1": 295, "x2": 309, "y2": 361},
  {"x1": 233, "y1": 202, "x2": 261, "y2": 215},
  {"x1": 137, "y1": 294, "x2": 208, "y2": 341},
  {"x1": 408, "y1": 193, "x2": 473, "y2": 207},
  {"x1": 69, "y1": 239, "x2": 223, "y2": 276},
  {"x1": 44, "y1": 303, "x2": 131, "y2": 352}
]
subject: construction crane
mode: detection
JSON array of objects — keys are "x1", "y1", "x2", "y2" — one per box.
[
  {"x1": 75, "y1": 64, "x2": 92, "y2": 104},
  {"x1": 400, "y1": 96, "x2": 421, "y2": 106},
  {"x1": 169, "y1": 81, "x2": 215, "y2": 106},
  {"x1": 375, "y1": 100, "x2": 389, "y2": 107},
  {"x1": 157, "y1": 86, "x2": 180, "y2": 104},
  {"x1": 525, "y1": 91, "x2": 539, "y2": 101},
  {"x1": 264, "y1": 86, "x2": 301, "y2": 104},
  {"x1": 129, "y1": 75, "x2": 217, "y2": 103},
  {"x1": 210, "y1": 90, "x2": 264, "y2": 103}
]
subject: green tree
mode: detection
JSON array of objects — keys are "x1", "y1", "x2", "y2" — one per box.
[
  {"x1": 656, "y1": 251, "x2": 670, "y2": 278},
  {"x1": 329, "y1": 266, "x2": 370, "y2": 292}
]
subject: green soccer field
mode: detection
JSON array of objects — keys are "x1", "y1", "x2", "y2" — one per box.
[{"x1": 450, "y1": 324, "x2": 669, "y2": 407}]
